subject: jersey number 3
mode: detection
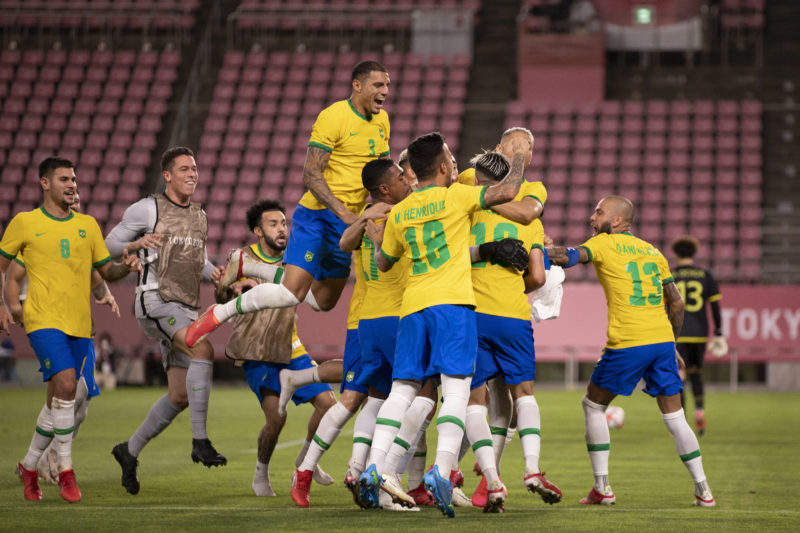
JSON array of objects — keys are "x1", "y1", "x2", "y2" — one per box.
[
  {"x1": 404, "y1": 221, "x2": 450, "y2": 275},
  {"x1": 626, "y1": 261, "x2": 662, "y2": 306}
]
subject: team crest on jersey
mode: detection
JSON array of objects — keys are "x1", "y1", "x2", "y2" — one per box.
[
  {"x1": 345, "y1": 371, "x2": 354, "y2": 382},
  {"x1": 168, "y1": 317, "x2": 176, "y2": 326},
  {"x1": 78, "y1": 229, "x2": 86, "y2": 238},
  {"x1": 378, "y1": 128, "x2": 384, "y2": 139},
  {"x1": 304, "y1": 251, "x2": 314, "y2": 262}
]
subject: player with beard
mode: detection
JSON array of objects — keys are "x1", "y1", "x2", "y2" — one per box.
[
  {"x1": 1, "y1": 157, "x2": 140, "y2": 502},
  {"x1": 548, "y1": 195, "x2": 715, "y2": 508},
  {"x1": 216, "y1": 199, "x2": 337, "y2": 498}
]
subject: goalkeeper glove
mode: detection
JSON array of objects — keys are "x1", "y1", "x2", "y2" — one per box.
[
  {"x1": 478, "y1": 238, "x2": 529, "y2": 271},
  {"x1": 708, "y1": 336, "x2": 728, "y2": 357}
]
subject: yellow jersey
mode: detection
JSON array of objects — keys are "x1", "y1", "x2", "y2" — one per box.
[
  {"x1": 358, "y1": 216, "x2": 409, "y2": 320},
  {"x1": 248, "y1": 244, "x2": 307, "y2": 359},
  {"x1": 0, "y1": 207, "x2": 111, "y2": 337},
  {"x1": 381, "y1": 183, "x2": 487, "y2": 317},
  {"x1": 580, "y1": 232, "x2": 676, "y2": 349},
  {"x1": 299, "y1": 99, "x2": 391, "y2": 214},
  {"x1": 347, "y1": 246, "x2": 367, "y2": 329},
  {"x1": 458, "y1": 170, "x2": 547, "y2": 208},
  {"x1": 470, "y1": 210, "x2": 544, "y2": 321}
]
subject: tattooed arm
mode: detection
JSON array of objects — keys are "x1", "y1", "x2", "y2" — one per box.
[
  {"x1": 547, "y1": 246, "x2": 591, "y2": 266},
  {"x1": 303, "y1": 145, "x2": 358, "y2": 226},
  {"x1": 663, "y1": 281, "x2": 685, "y2": 340},
  {"x1": 482, "y1": 136, "x2": 532, "y2": 207}
]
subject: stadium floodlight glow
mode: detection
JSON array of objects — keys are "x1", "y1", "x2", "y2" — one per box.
[{"x1": 632, "y1": 5, "x2": 656, "y2": 25}]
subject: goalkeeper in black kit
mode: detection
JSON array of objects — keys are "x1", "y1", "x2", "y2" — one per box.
[{"x1": 671, "y1": 235, "x2": 727, "y2": 436}]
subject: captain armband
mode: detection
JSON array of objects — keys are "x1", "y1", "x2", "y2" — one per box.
[{"x1": 564, "y1": 247, "x2": 581, "y2": 268}]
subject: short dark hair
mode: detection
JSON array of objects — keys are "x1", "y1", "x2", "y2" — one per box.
[
  {"x1": 362, "y1": 159, "x2": 396, "y2": 194},
  {"x1": 351, "y1": 60, "x2": 387, "y2": 83},
  {"x1": 672, "y1": 235, "x2": 699, "y2": 258},
  {"x1": 38, "y1": 157, "x2": 74, "y2": 179},
  {"x1": 246, "y1": 199, "x2": 285, "y2": 232},
  {"x1": 407, "y1": 132, "x2": 446, "y2": 181},
  {"x1": 161, "y1": 146, "x2": 195, "y2": 172}
]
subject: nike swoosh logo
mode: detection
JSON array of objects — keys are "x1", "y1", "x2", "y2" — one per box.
[
  {"x1": 349, "y1": 132, "x2": 359, "y2": 136},
  {"x1": 35, "y1": 232, "x2": 47, "y2": 237}
]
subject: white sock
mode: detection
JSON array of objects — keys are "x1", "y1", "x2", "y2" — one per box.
[
  {"x1": 22, "y1": 404, "x2": 54, "y2": 470},
  {"x1": 404, "y1": 422, "x2": 429, "y2": 489},
  {"x1": 385, "y1": 396, "x2": 435, "y2": 475},
  {"x1": 662, "y1": 409, "x2": 708, "y2": 484},
  {"x1": 241, "y1": 262, "x2": 282, "y2": 283},
  {"x1": 289, "y1": 367, "x2": 320, "y2": 388},
  {"x1": 299, "y1": 402, "x2": 354, "y2": 471},
  {"x1": 582, "y1": 395, "x2": 610, "y2": 492},
  {"x1": 213, "y1": 282, "x2": 300, "y2": 323},
  {"x1": 350, "y1": 396, "x2": 383, "y2": 475},
  {"x1": 466, "y1": 404, "x2": 499, "y2": 484},
  {"x1": 252, "y1": 460, "x2": 275, "y2": 496},
  {"x1": 51, "y1": 397, "x2": 76, "y2": 472},
  {"x1": 367, "y1": 380, "x2": 418, "y2": 472},
  {"x1": 487, "y1": 378, "x2": 512, "y2": 470},
  {"x1": 434, "y1": 375, "x2": 470, "y2": 474},
  {"x1": 515, "y1": 395, "x2": 541, "y2": 473},
  {"x1": 303, "y1": 289, "x2": 321, "y2": 311}
]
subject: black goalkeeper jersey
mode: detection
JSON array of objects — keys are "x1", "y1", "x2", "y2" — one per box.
[{"x1": 673, "y1": 265, "x2": 722, "y2": 343}]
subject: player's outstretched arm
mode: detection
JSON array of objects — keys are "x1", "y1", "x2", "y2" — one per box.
[
  {"x1": 663, "y1": 281, "x2": 685, "y2": 341},
  {"x1": 490, "y1": 197, "x2": 543, "y2": 225},
  {"x1": 547, "y1": 246, "x2": 590, "y2": 267},
  {"x1": 303, "y1": 145, "x2": 358, "y2": 226}
]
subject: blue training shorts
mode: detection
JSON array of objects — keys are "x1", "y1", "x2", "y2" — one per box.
[
  {"x1": 28, "y1": 329, "x2": 94, "y2": 385},
  {"x1": 283, "y1": 205, "x2": 351, "y2": 280},
  {"x1": 472, "y1": 313, "x2": 535, "y2": 389},
  {"x1": 591, "y1": 341, "x2": 683, "y2": 397},
  {"x1": 358, "y1": 316, "x2": 398, "y2": 395},
  {"x1": 393, "y1": 304, "x2": 477, "y2": 382},
  {"x1": 341, "y1": 328, "x2": 367, "y2": 394},
  {"x1": 243, "y1": 354, "x2": 333, "y2": 406}
]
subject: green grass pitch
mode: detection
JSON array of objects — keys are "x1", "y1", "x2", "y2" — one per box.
[{"x1": 2, "y1": 386, "x2": 799, "y2": 532}]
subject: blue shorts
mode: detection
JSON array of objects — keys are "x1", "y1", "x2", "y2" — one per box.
[
  {"x1": 243, "y1": 354, "x2": 333, "y2": 406},
  {"x1": 472, "y1": 313, "x2": 535, "y2": 389},
  {"x1": 283, "y1": 205, "x2": 351, "y2": 280},
  {"x1": 358, "y1": 316, "x2": 399, "y2": 395},
  {"x1": 393, "y1": 305, "x2": 477, "y2": 381},
  {"x1": 591, "y1": 342, "x2": 683, "y2": 397},
  {"x1": 341, "y1": 328, "x2": 367, "y2": 394},
  {"x1": 28, "y1": 329, "x2": 94, "y2": 385},
  {"x1": 83, "y1": 341, "x2": 100, "y2": 398}
]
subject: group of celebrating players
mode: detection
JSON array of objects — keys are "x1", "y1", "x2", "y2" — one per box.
[{"x1": 1, "y1": 59, "x2": 716, "y2": 515}]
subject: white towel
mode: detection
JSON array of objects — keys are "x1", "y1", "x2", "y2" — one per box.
[{"x1": 531, "y1": 265, "x2": 565, "y2": 323}]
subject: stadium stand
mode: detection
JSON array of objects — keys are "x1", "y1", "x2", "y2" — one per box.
[
  {"x1": 0, "y1": 47, "x2": 181, "y2": 233},
  {"x1": 197, "y1": 49, "x2": 470, "y2": 260},
  {"x1": 505, "y1": 98, "x2": 763, "y2": 283}
]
